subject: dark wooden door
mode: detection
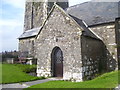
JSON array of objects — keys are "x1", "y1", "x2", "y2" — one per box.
[{"x1": 52, "y1": 47, "x2": 63, "y2": 77}]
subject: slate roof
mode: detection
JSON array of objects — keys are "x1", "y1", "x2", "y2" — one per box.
[
  {"x1": 70, "y1": 15, "x2": 102, "y2": 40},
  {"x1": 18, "y1": 27, "x2": 42, "y2": 39},
  {"x1": 66, "y1": 1, "x2": 120, "y2": 26},
  {"x1": 19, "y1": 1, "x2": 120, "y2": 40}
]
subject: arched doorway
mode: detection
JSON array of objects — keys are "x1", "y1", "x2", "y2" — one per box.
[{"x1": 51, "y1": 47, "x2": 63, "y2": 77}]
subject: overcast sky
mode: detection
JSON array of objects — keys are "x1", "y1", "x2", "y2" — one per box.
[{"x1": 0, "y1": 0, "x2": 91, "y2": 52}]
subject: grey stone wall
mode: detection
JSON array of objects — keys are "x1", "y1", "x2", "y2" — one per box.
[
  {"x1": 81, "y1": 36, "x2": 107, "y2": 80},
  {"x1": 115, "y1": 18, "x2": 120, "y2": 70},
  {"x1": 90, "y1": 23, "x2": 118, "y2": 71},
  {"x1": 32, "y1": 2, "x2": 47, "y2": 29},
  {"x1": 24, "y1": 1, "x2": 68, "y2": 31},
  {"x1": 36, "y1": 6, "x2": 83, "y2": 82},
  {"x1": 24, "y1": 2, "x2": 33, "y2": 31},
  {"x1": 19, "y1": 38, "x2": 35, "y2": 58},
  {"x1": 24, "y1": 2, "x2": 47, "y2": 31}
]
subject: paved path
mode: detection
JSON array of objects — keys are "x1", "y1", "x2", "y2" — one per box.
[
  {"x1": 115, "y1": 85, "x2": 120, "y2": 90},
  {"x1": 1, "y1": 79, "x2": 119, "y2": 89},
  {"x1": 1, "y1": 78, "x2": 62, "y2": 89}
]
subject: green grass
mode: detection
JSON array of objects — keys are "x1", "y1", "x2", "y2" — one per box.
[
  {"x1": 27, "y1": 70, "x2": 119, "y2": 88},
  {"x1": 0, "y1": 63, "x2": 2, "y2": 84},
  {"x1": 1, "y1": 64, "x2": 45, "y2": 84}
]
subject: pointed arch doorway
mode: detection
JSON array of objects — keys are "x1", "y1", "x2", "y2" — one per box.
[{"x1": 51, "y1": 47, "x2": 63, "y2": 77}]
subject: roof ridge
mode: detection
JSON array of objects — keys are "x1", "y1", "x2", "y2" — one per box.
[{"x1": 66, "y1": 1, "x2": 90, "y2": 9}]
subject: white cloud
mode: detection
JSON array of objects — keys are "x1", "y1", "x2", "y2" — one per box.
[
  {"x1": 0, "y1": 18, "x2": 24, "y2": 52},
  {"x1": 92, "y1": 0, "x2": 120, "y2": 2},
  {"x1": 2, "y1": 0, "x2": 25, "y2": 9},
  {"x1": 0, "y1": 30, "x2": 2, "y2": 52},
  {"x1": 1, "y1": 0, "x2": 25, "y2": 52},
  {"x1": 0, "y1": 21, "x2": 23, "y2": 52},
  {"x1": 0, "y1": 19, "x2": 23, "y2": 27},
  {"x1": 0, "y1": 19, "x2": 24, "y2": 39}
]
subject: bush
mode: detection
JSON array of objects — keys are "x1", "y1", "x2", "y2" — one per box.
[{"x1": 13, "y1": 64, "x2": 37, "y2": 73}]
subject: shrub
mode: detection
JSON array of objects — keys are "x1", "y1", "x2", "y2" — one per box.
[{"x1": 13, "y1": 64, "x2": 37, "y2": 73}]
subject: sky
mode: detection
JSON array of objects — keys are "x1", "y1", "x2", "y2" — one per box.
[{"x1": 0, "y1": 0, "x2": 90, "y2": 52}]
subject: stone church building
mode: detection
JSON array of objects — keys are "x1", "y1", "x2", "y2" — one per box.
[{"x1": 18, "y1": 0, "x2": 120, "y2": 82}]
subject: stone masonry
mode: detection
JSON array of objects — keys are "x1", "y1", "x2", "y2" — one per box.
[
  {"x1": 90, "y1": 23, "x2": 118, "y2": 71},
  {"x1": 24, "y1": 2, "x2": 47, "y2": 31},
  {"x1": 115, "y1": 18, "x2": 120, "y2": 70},
  {"x1": 81, "y1": 36, "x2": 106, "y2": 80},
  {"x1": 36, "y1": 5, "x2": 83, "y2": 82},
  {"x1": 19, "y1": 37, "x2": 35, "y2": 58}
]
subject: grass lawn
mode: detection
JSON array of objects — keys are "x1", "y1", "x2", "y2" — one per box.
[
  {"x1": 0, "y1": 63, "x2": 2, "y2": 84},
  {"x1": 1, "y1": 64, "x2": 44, "y2": 84},
  {"x1": 27, "y1": 70, "x2": 119, "y2": 88}
]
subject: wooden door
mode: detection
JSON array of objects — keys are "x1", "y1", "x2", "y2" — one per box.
[{"x1": 51, "y1": 47, "x2": 63, "y2": 77}]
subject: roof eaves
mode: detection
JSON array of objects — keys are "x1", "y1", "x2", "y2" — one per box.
[
  {"x1": 81, "y1": 20, "x2": 102, "y2": 40},
  {"x1": 69, "y1": 15, "x2": 102, "y2": 40},
  {"x1": 88, "y1": 21, "x2": 115, "y2": 27},
  {"x1": 18, "y1": 27, "x2": 42, "y2": 39},
  {"x1": 18, "y1": 35, "x2": 36, "y2": 40}
]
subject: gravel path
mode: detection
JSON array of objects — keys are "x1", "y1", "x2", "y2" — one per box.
[{"x1": 1, "y1": 78, "x2": 62, "y2": 89}]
